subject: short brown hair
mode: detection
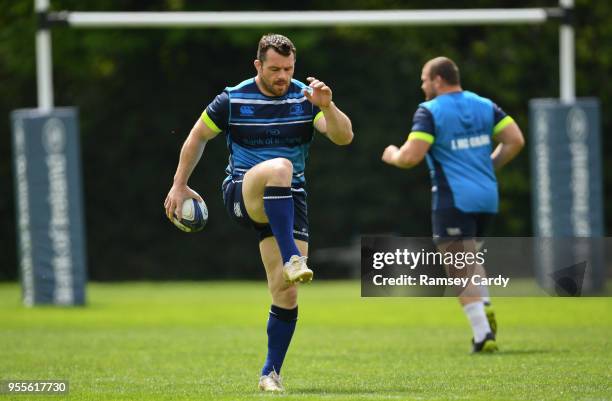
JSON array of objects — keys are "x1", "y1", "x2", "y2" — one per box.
[
  {"x1": 427, "y1": 57, "x2": 460, "y2": 85},
  {"x1": 257, "y1": 33, "x2": 296, "y2": 61}
]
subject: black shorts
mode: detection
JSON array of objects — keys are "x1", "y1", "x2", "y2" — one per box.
[
  {"x1": 432, "y1": 207, "x2": 494, "y2": 244},
  {"x1": 222, "y1": 178, "x2": 309, "y2": 243}
]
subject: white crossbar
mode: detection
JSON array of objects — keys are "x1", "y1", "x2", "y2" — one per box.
[{"x1": 63, "y1": 9, "x2": 549, "y2": 28}]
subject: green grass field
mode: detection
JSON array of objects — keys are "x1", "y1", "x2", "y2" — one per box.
[{"x1": 0, "y1": 281, "x2": 610, "y2": 401}]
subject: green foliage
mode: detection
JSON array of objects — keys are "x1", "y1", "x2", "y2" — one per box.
[{"x1": 1, "y1": 1, "x2": 610, "y2": 279}]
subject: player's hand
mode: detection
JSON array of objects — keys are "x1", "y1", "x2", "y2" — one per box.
[
  {"x1": 382, "y1": 145, "x2": 399, "y2": 165},
  {"x1": 164, "y1": 184, "x2": 203, "y2": 221},
  {"x1": 303, "y1": 76, "x2": 332, "y2": 108}
]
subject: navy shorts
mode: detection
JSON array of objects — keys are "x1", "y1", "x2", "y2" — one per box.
[
  {"x1": 432, "y1": 207, "x2": 494, "y2": 244},
  {"x1": 222, "y1": 178, "x2": 309, "y2": 243}
]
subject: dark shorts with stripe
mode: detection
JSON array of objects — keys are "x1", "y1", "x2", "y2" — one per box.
[
  {"x1": 222, "y1": 178, "x2": 309, "y2": 243},
  {"x1": 432, "y1": 207, "x2": 495, "y2": 244}
]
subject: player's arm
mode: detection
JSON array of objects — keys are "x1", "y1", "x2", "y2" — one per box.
[
  {"x1": 382, "y1": 107, "x2": 433, "y2": 169},
  {"x1": 165, "y1": 92, "x2": 228, "y2": 220},
  {"x1": 381, "y1": 133, "x2": 431, "y2": 169},
  {"x1": 490, "y1": 113, "x2": 525, "y2": 170},
  {"x1": 312, "y1": 103, "x2": 353, "y2": 146},
  {"x1": 304, "y1": 77, "x2": 353, "y2": 146},
  {"x1": 164, "y1": 118, "x2": 220, "y2": 220}
]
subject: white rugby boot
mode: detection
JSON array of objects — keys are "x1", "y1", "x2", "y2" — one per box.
[
  {"x1": 282, "y1": 255, "x2": 313, "y2": 284},
  {"x1": 258, "y1": 370, "x2": 284, "y2": 392}
]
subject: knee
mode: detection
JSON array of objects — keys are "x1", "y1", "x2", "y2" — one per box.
[
  {"x1": 272, "y1": 284, "x2": 298, "y2": 308},
  {"x1": 267, "y1": 158, "x2": 293, "y2": 184}
]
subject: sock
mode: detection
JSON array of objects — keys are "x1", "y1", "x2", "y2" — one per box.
[
  {"x1": 480, "y1": 286, "x2": 491, "y2": 306},
  {"x1": 463, "y1": 301, "x2": 491, "y2": 343},
  {"x1": 263, "y1": 186, "x2": 300, "y2": 264},
  {"x1": 261, "y1": 305, "x2": 298, "y2": 376},
  {"x1": 474, "y1": 260, "x2": 491, "y2": 305}
]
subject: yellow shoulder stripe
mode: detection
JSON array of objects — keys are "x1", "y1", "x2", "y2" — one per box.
[
  {"x1": 408, "y1": 131, "x2": 434, "y2": 144},
  {"x1": 493, "y1": 115, "x2": 514, "y2": 136},
  {"x1": 201, "y1": 110, "x2": 222, "y2": 134}
]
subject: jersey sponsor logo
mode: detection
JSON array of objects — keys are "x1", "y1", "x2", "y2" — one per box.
[
  {"x1": 267, "y1": 128, "x2": 281, "y2": 136},
  {"x1": 289, "y1": 104, "x2": 305, "y2": 116},
  {"x1": 240, "y1": 136, "x2": 304, "y2": 147},
  {"x1": 239, "y1": 105, "x2": 255, "y2": 116},
  {"x1": 450, "y1": 134, "x2": 491, "y2": 150}
]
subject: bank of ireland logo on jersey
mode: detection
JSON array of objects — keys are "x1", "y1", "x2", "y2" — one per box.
[
  {"x1": 289, "y1": 104, "x2": 304, "y2": 116},
  {"x1": 239, "y1": 105, "x2": 255, "y2": 116}
]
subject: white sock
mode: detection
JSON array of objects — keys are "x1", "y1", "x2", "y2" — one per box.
[
  {"x1": 463, "y1": 301, "x2": 491, "y2": 343},
  {"x1": 481, "y1": 292, "x2": 491, "y2": 305}
]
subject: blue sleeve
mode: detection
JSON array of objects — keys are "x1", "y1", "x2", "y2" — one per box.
[
  {"x1": 492, "y1": 102, "x2": 508, "y2": 125},
  {"x1": 201, "y1": 91, "x2": 229, "y2": 133},
  {"x1": 491, "y1": 102, "x2": 515, "y2": 136},
  {"x1": 411, "y1": 107, "x2": 435, "y2": 136}
]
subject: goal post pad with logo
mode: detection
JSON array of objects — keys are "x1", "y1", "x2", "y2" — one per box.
[
  {"x1": 529, "y1": 98, "x2": 605, "y2": 294},
  {"x1": 11, "y1": 108, "x2": 87, "y2": 306}
]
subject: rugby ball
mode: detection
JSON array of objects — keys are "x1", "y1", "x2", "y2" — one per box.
[{"x1": 172, "y1": 198, "x2": 208, "y2": 233}]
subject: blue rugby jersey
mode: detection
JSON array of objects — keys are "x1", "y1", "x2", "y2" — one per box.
[
  {"x1": 409, "y1": 91, "x2": 515, "y2": 213},
  {"x1": 201, "y1": 78, "x2": 322, "y2": 187}
]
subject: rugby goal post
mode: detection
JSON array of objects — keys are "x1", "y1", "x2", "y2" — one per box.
[{"x1": 11, "y1": 1, "x2": 602, "y2": 306}]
